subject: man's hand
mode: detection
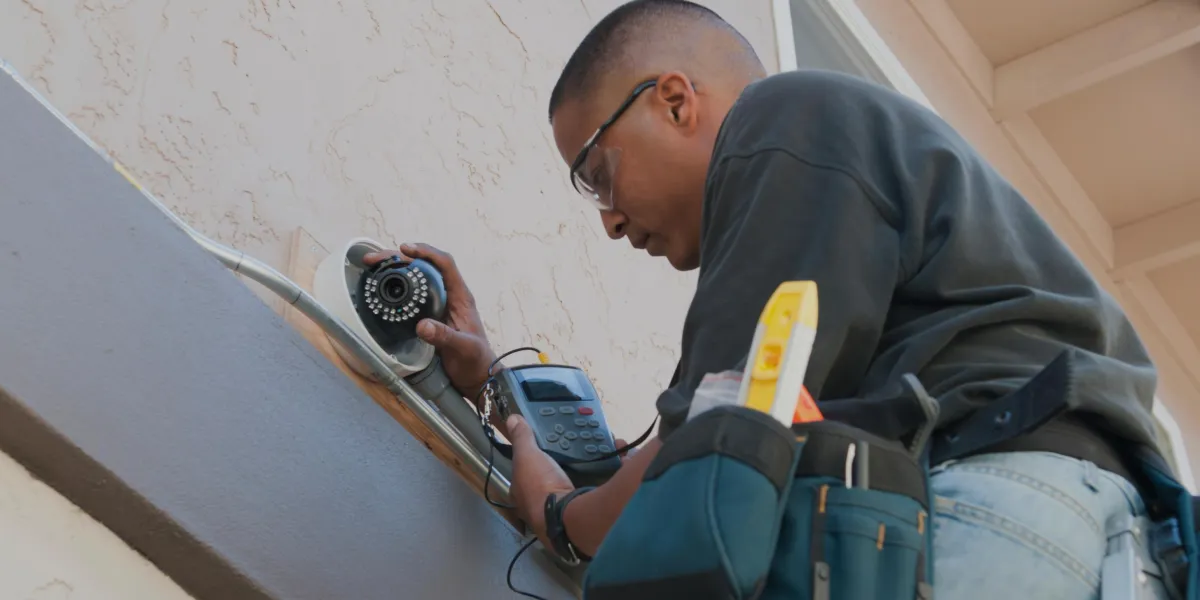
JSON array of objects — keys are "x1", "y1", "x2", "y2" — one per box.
[
  {"x1": 506, "y1": 414, "x2": 575, "y2": 549},
  {"x1": 508, "y1": 412, "x2": 664, "y2": 557},
  {"x1": 364, "y1": 243, "x2": 496, "y2": 396},
  {"x1": 613, "y1": 437, "x2": 636, "y2": 461}
]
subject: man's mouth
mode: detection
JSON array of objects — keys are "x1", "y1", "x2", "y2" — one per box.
[
  {"x1": 628, "y1": 232, "x2": 666, "y2": 256},
  {"x1": 638, "y1": 234, "x2": 667, "y2": 255}
]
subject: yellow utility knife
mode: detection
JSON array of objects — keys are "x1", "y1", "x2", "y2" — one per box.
[{"x1": 736, "y1": 281, "x2": 822, "y2": 426}]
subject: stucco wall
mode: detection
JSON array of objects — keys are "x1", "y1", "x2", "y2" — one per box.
[
  {"x1": 0, "y1": 0, "x2": 778, "y2": 593},
  {"x1": 0, "y1": 449, "x2": 194, "y2": 600},
  {"x1": 4, "y1": 0, "x2": 777, "y2": 440}
]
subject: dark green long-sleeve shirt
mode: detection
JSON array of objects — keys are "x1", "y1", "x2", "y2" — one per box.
[{"x1": 656, "y1": 70, "x2": 1160, "y2": 452}]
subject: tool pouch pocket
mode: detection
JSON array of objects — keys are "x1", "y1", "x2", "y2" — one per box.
[
  {"x1": 583, "y1": 405, "x2": 799, "y2": 600},
  {"x1": 760, "y1": 421, "x2": 934, "y2": 600}
]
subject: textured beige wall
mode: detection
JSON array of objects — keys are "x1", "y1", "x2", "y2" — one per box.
[
  {"x1": 3, "y1": 0, "x2": 778, "y2": 439},
  {"x1": 0, "y1": 449, "x2": 194, "y2": 599}
]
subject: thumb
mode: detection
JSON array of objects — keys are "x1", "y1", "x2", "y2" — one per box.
[
  {"x1": 416, "y1": 319, "x2": 466, "y2": 350},
  {"x1": 506, "y1": 415, "x2": 535, "y2": 449}
]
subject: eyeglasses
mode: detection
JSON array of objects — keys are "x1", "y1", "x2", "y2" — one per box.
[{"x1": 568, "y1": 79, "x2": 658, "y2": 211}]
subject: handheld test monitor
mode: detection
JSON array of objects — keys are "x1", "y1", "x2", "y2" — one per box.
[{"x1": 491, "y1": 364, "x2": 623, "y2": 486}]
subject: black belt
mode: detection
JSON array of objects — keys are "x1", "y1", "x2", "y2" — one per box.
[
  {"x1": 927, "y1": 350, "x2": 1135, "y2": 484},
  {"x1": 955, "y1": 413, "x2": 1134, "y2": 483}
]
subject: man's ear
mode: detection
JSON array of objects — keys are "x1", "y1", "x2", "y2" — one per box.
[{"x1": 655, "y1": 71, "x2": 698, "y2": 130}]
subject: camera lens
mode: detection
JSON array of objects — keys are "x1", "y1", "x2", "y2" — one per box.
[
  {"x1": 355, "y1": 257, "x2": 448, "y2": 354},
  {"x1": 377, "y1": 273, "x2": 410, "y2": 304}
]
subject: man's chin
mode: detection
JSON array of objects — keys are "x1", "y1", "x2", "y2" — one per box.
[
  {"x1": 665, "y1": 251, "x2": 700, "y2": 272},
  {"x1": 643, "y1": 237, "x2": 699, "y2": 271}
]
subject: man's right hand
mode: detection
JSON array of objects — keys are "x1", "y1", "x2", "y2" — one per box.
[{"x1": 364, "y1": 243, "x2": 496, "y2": 398}]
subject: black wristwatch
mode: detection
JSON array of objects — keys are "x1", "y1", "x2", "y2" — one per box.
[{"x1": 543, "y1": 486, "x2": 595, "y2": 565}]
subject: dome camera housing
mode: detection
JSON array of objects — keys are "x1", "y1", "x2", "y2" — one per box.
[{"x1": 312, "y1": 238, "x2": 447, "y2": 379}]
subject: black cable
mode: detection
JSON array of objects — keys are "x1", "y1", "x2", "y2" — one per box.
[
  {"x1": 506, "y1": 537, "x2": 549, "y2": 600},
  {"x1": 489, "y1": 346, "x2": 544, "y2": 375},
  {"x1": 474, "y1": 348, "x2": 543, "y2": 509},
  {"x1": 476, "y1": 380, "x2": 516, "y2": 509},
  {"x1": 484, "y1": 429, "x2": 515, "y2": 509}
]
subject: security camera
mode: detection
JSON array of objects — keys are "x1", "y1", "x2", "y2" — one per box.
[
  {"x1": 312, "y1": 237, "x2": 508, "y2": 491},
  {"x1": 312, "y1": 238, "x2": 448, "y2": 380}
]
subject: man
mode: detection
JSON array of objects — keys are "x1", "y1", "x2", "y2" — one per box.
[{"x1": 370, "y1": 1, "x2": 1170, "y2": 597}]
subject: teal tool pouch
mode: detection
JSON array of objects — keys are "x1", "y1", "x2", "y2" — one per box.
[
  {"x1": 583, "y1": 405, "x2": 801, "y2": 599},
  {"x1": 760, "y1": 420, "x2": 933, "y2": 600},
  {"x1": 583, "y1": 394, "x2": 937, "y2": 599}
]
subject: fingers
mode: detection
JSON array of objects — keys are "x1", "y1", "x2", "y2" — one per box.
[
  {"x1": 368, "y1": 243, "x2": 475, "y2": 306},
  {"x1": 506, "y1": 415, "x2": 538, "y2": 456},
  {"x1": 415, "y1": 319, "x2": 477, "y2": 354},
  {"x1": 362, "y1": 249, "x2": 407, "y2": 266},
  {"x1": 399, "y1": 243, "x2": 472, "y2": 300}
]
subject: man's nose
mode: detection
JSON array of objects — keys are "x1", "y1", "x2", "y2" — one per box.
[{"x1": 600, "y1": 211, "x2": 627, "y2": 240}]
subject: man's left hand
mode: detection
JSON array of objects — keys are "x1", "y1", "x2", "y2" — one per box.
[{"x1": 506, "y1": 414, "x2": 575, "y2": 548}]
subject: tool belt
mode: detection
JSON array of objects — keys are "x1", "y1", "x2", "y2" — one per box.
[
  {"x1": 583, "y1": 351, "x2": 1200, "y2": 599},
  {"x1": 584, "y1": 394, "x2": 934, "y2": 599}
]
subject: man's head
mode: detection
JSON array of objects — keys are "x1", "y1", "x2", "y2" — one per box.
[{"x1": 549, "y1": 0, "x2": 766, "y2": 271}]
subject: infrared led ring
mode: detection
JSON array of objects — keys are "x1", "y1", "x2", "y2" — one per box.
[
  {"x1": 361, "y1": 257, "x2": 436, "y2": 323},
  {"x1": 354, "y1": 256, "x2": 448, "y2": 353}
]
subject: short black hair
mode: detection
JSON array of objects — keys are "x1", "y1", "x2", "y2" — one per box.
[{"x1": 547, "y1": 0, "x2": 760, "y2": 122}]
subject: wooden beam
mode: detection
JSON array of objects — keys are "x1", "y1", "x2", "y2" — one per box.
[
  {"x1": 907, "y1": 0, "x2": 995, "y2": 106},
  {"x1": 1000, "y1": 114, "x2": 1116, "y2": 268},
  {"x1": 993, "y1": 0, "x2": 1200, "y2": 119},
  {"x1": 1112, "y1": 198, "x2": 1200, "y2": 281}
]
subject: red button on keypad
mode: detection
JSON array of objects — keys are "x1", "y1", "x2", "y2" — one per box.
[{"x1": 578, "y1": 407, "x2": 594, "y2": 415}]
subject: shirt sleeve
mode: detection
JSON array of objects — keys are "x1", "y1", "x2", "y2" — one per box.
[{"x1": 656, "y1": 149, "x2": 907, "y2": 440}]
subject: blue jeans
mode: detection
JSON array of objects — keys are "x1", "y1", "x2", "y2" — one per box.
[{"x1": 932, "y1": 451, "x2": 1173, "y2": 599}]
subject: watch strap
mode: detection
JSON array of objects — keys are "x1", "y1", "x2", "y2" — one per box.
[{"x1": 544, "y1": 486, "x2": 595, "y2": 564}]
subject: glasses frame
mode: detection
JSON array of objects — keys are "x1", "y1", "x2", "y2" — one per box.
[{"x1": 568, "y1": 79, "x2": 659, "y2": 206}]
